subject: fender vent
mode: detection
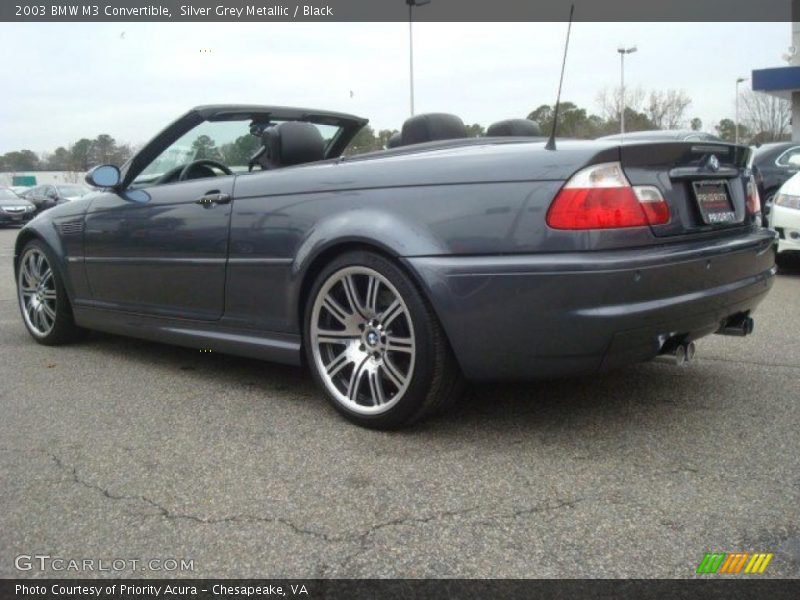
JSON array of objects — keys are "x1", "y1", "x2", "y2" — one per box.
[{"x1": 56, "y1": 220, "x2": 84, "y2": 236}]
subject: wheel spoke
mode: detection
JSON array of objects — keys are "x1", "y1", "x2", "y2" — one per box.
[
  {"x1": 40, "y1": 269, "x2": 53, "y2": 285},
  {"x1": 382, "y1": 355, "x2": 408, "y2": 390},
  {"x1": 316, "y1": 328, "x2": 359, "y2": 345},
  {"x1": 325, "y1": 349, "x2": 351, "y2": 378},
  {"x1": 322, "y1": 294, "x2": 352, "y2": 325},
  {"x1": 385, "y1": 335, "x2": 414, "y2": 354},
  {"x1": 380, "y1": 299, "x2": 404, "y2": 328},
  {"x1": 342, "y1": 275, "x2": 367, "y2": 318},
  {"x1": 347, "y1": 357, "x2": 370, "y2": 401},
  {"x1": 42, "y1": 290, "x2": 57, "y2": 301},
  {"x1": 365, "y1": 276, "x2": 380, "y2": 315},
  {"x1": 41, "y1": 302, "x2": 56, "y2": 320},
  {"x1": 367, "y1": 369, "x2": 386, "y2": 406}
]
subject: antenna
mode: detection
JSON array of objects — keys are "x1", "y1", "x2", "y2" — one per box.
[{"x1": 545, "y1": 4, "x2": 575, "y2": 151}]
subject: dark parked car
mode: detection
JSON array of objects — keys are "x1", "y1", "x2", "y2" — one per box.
[
  {"x1": 749, "y1": 141, "x2": 800, "y2": 224},
  {"x1": 20, "y1": 183, "x2": 91, "y2": 214},
  {"x1": 598, "y1": 129, "x2": 723, "y2": 142},
  {"x1": 14, "y1": 105, "x2": 775, "y2": 428},
  {"x1": 0, "y1": 188, "x2": 36, "y2": 226}
]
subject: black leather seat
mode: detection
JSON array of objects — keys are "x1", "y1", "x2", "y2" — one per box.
[
  {"x1": 398, "y1": 113, "x2": 467, "y2": 146},
  {"x1": 250, "y1": 121, "x2": 325, "y2": 170},
  {"x1": 487, "y1": 118, "x2": 542, "y2": 137}
]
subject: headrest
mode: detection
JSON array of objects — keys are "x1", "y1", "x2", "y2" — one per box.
[
  {"x1": 386, "y1": 132, "x2": 402, "y2": 149},
  {"x1": 250, "y1": 121, "x2": 325, "y2": 170},
  {"x1": 487, "y1": 119, "x2": 542, "y2": 137},
  {"x1": 400, "y1": 113, "x2": 467, "y2": 145}
]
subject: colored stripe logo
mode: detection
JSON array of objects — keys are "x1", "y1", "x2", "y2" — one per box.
[{"x1": 696, "y1": 552, "x2": 773, "y2": 574}]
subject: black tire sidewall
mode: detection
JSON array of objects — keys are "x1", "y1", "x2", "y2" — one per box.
[{"x1": 303, "y1": 251, "x2": 439, "y2": 429}]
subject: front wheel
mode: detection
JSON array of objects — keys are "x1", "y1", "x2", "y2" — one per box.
[
  {"x1": 304, "y1": 251, "x2": 463, "y2": 429},
  {"x1": 17, "y1": 240, "x2": 83, "y2": 345}
]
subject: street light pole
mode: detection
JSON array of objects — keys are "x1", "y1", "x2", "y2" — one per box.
[
  {"x1": 735, "y1": 77, "x2": 747, "y2": 144},
  {"x1": 617, "y1": 46, "x2": 637, "y2": 134},
  {"x1": 406, "y1": 0, "x2": 431, "y2": 117}
]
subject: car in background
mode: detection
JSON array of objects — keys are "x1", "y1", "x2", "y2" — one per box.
[
  {"x1": 598, "y1": 130, "x2": 723, "y2": 143},
  {"x1": 0, "y1": 188, "x2": 36, "y2": 226},
  {"x1": 769, "y1": 170, "x2": 800, "y2": 259},
  {"x1": 750, "y1": 142, "x2": 800, "y2": 225},
  {"x1": 19, "y1": 183, "x2": 91, "y2": 214}
]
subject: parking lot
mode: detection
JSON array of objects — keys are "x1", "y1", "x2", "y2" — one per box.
[{"x1": 0, "y1": 225, "x2": 798, "y2": 578}]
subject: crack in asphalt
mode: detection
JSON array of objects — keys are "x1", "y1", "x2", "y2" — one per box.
[{"x1": 48, "y1": 453, "x2": 585, "y2": 575}]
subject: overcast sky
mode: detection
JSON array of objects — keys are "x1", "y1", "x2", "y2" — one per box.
[{"x1": 0, "y1": 21, "x2": 790, "y2": 154}]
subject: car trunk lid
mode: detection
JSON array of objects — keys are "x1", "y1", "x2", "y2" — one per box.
[{"x1": 619, "y1": 141, "x2": 752, "y2": 237}]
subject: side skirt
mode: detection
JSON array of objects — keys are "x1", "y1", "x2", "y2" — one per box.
[{"x1": 72, "y1": 305, "x2": 302, "y2": 366}]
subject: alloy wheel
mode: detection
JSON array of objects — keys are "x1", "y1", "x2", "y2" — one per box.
[
  {"x1": 310, "y1": 266, "x2": 416, "y2": 415},
  {"x1": 18, "y1": 247, "x2": 57, "y2": 337}
]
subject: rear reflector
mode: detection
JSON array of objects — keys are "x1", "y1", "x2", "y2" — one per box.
[{"x1": 546, "y1": 162, "x2": 670, "y2": 229}]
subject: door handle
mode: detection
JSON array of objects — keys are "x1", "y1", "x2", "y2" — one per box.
[{"x1": 195, "y1": 192, "x2": 231, "y2": 207}]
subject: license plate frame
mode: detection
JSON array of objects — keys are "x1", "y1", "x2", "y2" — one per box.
[{"x1": 692, "y1": 179, "x2": 736, "y2": 225}]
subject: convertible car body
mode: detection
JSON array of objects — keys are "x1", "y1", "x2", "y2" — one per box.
[{"x1": 14, "y1": 105, "x2": 776, "y2": 428}]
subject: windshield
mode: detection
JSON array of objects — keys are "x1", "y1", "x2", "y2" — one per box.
[
  {"x1": 0, "y1": 189, "x2": 19, "y2": 199},
  {"x1": 57, "y1": 185, "x2": 90, "y2": 197}
]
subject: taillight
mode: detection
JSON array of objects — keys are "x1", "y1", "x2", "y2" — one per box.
[
  {"x1": 746, "y1": 176, "x2": 761, "y2": 215},
  {"x1": 546, "y1": 162, "x2": 670, "y2": 230}
]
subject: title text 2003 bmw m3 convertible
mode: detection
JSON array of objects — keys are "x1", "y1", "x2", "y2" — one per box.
[{"x1": 14, "y1": 105, "x2": 776, "y2": 428}]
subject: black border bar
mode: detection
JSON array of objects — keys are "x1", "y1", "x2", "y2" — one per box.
[
  {"x1": 1, "y1": 0, "x2": 797, "y2": 22},
  {"x1": 3, "y1": 579, "x2": 800, "y2": 600}
]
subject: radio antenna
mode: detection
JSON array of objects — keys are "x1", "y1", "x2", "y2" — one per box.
[{"x1": 545, "y1": 4, "x2": 575, "y2": 151}]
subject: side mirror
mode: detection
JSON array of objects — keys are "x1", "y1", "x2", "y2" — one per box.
[{"x1": 86, "y1": 164, "x2": 121, "y2": 189}]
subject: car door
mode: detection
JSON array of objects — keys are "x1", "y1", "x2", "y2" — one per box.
[
  {"x1": 81, "y1": 115, "x2": 255, "y2": 321},
  {"x1": 83, "y1": 177, "x2": 235, "y2": 320}
]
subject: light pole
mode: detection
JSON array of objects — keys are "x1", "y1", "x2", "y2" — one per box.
[
  {"x1": 735, "y1": 76, "x2": 748, "y2": 144},
  {"x1": 407, "y1": 0, "x2": 430, "y2": 117},
  {"x1": 617, "y1": 46, "x2": 637, "y2": 134}
]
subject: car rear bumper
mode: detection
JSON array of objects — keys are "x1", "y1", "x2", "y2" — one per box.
[
  {"x1": 771, "y1": 204, "x2": 800, "y2": 253},
  {"x1": 405, "y1": 229, "x2": 777, "y2": 381}
]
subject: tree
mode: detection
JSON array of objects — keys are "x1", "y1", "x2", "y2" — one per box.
[
  {"x1": 190, "y1": 135, "x2": 221, "y2": 160},
  {"x1": 0, "y1": 150, "x2": 40, "y2": 171},
  {"x1": 596, "y1": 86, "x2": 646, "y2": 124},
  {"x1": 690, "y1": 117, "x2": 702, "y2": 131},
  {"x1": 376, "y1": 129, "x2": 399, "y2": 149},
  {"x1": 646, "y1": 89, "x2": 692, "y2": 129},
  {"x1": 343, "y1": 125, "x2": 381, "y2": 155},
  {"x1": 220, "y1": 135, "x2": 261, "y2": 167},
  {"x1": 69, "y1": 138, "x2": 94, "y2": 171},
  {"x1": 738, "y1": 90, "x2": 790, "y2": 143},
  {"x1": 89, "y1": 134, "x2": 118, "y2": 164},
  {"x1": 465, "y1": 123, "x2": 485, "y2": 137},
  {"x1": 45, "y1": 146, "x2": 71, "y2": 170},
  {"x1": 715, "y1": 118, "x2": 751, "y2": 143},
  {"x1": 528, "y1": 101, "x2": 605, "y2": 139}
]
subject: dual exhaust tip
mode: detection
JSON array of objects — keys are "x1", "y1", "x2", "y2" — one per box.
[
  {"x1": 653, "y1": 316, "x2": 754, "y2": 367},
  {"x1": 654, "y1": 341, "x2": 697, "y2": 366}
]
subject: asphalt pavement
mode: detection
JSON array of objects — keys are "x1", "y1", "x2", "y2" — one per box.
[{"x1": 0, "y1": 226, "x2": 798, "y2": 578}]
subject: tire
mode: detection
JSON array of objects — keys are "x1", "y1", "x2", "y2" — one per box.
[
  {"x1": 17, "y1": 239, "x2": 83, "y2": 346},
  {"x1": 303, "y1": 250, "x2": 463, "y2": 429}
]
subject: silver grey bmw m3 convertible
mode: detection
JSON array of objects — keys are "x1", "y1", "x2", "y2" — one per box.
[{"x1": 14, "y1": 105, "x2": 775, "y2": 428}]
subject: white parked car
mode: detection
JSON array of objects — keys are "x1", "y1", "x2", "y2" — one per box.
[{"x1": 771, "y1": 171, "x2": 800, "y2": 257}]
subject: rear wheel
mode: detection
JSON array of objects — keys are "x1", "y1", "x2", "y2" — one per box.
[
  {"x1": 304, "y1": 251, "x2": 463, "y2": 429},
  {"x1": 17, "y1": 240, "x2": 83, "y2": 345}
]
